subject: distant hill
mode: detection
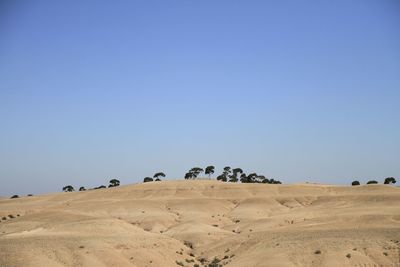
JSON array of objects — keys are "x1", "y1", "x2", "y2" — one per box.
[{"x1": 1, "y1": 180, "x2": 399, "y2": 266}]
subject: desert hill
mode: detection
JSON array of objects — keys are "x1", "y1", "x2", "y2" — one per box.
[{"x1": 0, "y1": 180, "x2": 399, "y2": 267}]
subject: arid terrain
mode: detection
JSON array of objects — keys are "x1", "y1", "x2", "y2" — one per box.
[{"x1": 1, "y1": 180, "x2": 399, "y2": 267}]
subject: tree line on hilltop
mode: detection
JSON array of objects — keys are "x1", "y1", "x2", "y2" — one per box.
[
  {"x1": 7, "y1": 168, "x2": 397, "y2": 198},
  {"x1": 351, "y1": 177, "x2": 396, "y2": 186},
  {"x1": 181, "y1": 166, "x2": 282, "y2": 184}
]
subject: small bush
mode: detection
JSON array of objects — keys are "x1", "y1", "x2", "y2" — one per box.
[
  {"x1": 184, "y1": 241, "x2": 194, "y2": 249},
  {"x1": 185, "y1": 258, "x2": 194, "y2": 263},
  {"x1": 27, "y1": 194, "x2": 33, "y2": 196},
  {"x1": 351, "y1": 181, "x2": 360, "y2": 186},
  {"x1": 198, "y1": 257, "x2": 207, "y2": 264},
  {"x1": 346, "y1": 253, "x2": 351, "y2": 258},
  {"x1": 94, "y1": 185, "x2": 106, "y2": 189},
  {"x1": 194, "y1": 264, "x2": 200, "y2": 267},
  {"x1": 8, "y1": 214, "x2": 15, "y2": 219},
  {"x1": 367, "y1": 180, "x2": 378, "y2": 184},
  {"x1": 314, "y1": 250, "x2": 321, "y2": 254},
  {"x1": 10, "y1": 195, "x2": 19, "y2": 199},
  {"x1": 143, "y1": 177, "x2": 153, "y2": 183},
  {"x1": 175, "y1": 261, "x2": 184, "y2": 266},
  {"x1": 383, "y1": 252, "x2": 388, "y2": 256},
  {"x1": 2, "y1": 217, "x2": 6, "y2": 220},
  {"x1": 208, "y1": 257, "x2": 222, "y2": 267}
]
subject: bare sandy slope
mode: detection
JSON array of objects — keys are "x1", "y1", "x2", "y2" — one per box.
[{"x1": 1, "y1": 180, "x2": 399, "y2": 267}]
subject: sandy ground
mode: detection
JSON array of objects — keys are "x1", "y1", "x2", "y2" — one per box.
[{"x1": 0, "y1": 180, "x2": 399, "y2": 267}]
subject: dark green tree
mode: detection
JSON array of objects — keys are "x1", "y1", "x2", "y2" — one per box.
[
  {"x1": 205, "y1": 166, "x2": 215, "y2": 178},
  {"x1": 223, "y1": 166, "x2": 231, "y2": 176},
  {"x1": 384, "y1": 177, "x2": 396, "y2": 184},
  {"x1": 351, "y1": 181, "x2": 360, "y2": 186},
  {"x1": 62, "y1": 185, "x2": 75, "y2": 192},
  {"x1": 269, "y1": 178, "x2": 282, "y2": 184},
  {"x1": 247, "y1": 173, "x2": 258, "y2": 183},
  {"x1": 154, "y1": 172, "x2": 166, "y2": 180},
  {"x1": 79, "y1": 186, "x2": 86, "y2": 191},
  {"x1": 240, "y1": 173, "x2": 248, "y2": 183},
  {"x1": 258, "y1": 175, "x2": 270, "y2": 183},
  {"x1": 189, "y1": 167, "x2": 204, "y2": 178},
  {"x1": 143, "y1": 177, "x2": 153, "y2": 183},
  {"x1": 109, "y1": 179, "x2": 120, "y2": 187},
  {"x1": 184, "y1": 172, "x2": 194, "y2": 179},
  {"x1": 256, "y1": 175, "x2": 266, "y2": 183},
  {"x1": 367, "y1": 180, "x2": 378, "y2": 184},
  {"x1": 229, "y1": 168, "x2": 243, "y2": 182},
  {"x1": 217, "y1": 174, "x2": 227, "y2": 182}
]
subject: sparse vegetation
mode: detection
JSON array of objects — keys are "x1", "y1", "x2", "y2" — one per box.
[
  {"x1": 208, "y1": 257, "x2": 222, "y2": 267},
  {"x1": 198, "y1": 257, "x2": 207, "y2": 264},
  {"x1": 175, "y1": 260, "x2": 184, "y2": 266},
  {"x1": 184, "y1": 240, "x2": 194, "y2": 249}
]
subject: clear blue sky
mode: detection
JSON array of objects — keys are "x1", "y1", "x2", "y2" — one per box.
[{"x1": 1, "y1": 0, "x2": 399, "y2": 196}]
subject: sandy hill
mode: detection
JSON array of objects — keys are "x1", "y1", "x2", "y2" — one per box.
[{"x1": 0, "y1": 180, "x2": 399, "y2": 267}]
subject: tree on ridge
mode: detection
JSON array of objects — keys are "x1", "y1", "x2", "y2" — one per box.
[
  {"x1": 143, "y1": 177, "x2": 153, "y2": 183},
  {"x1": 205, "y1": 166, "x2": 215, "y2": 178},
  {"x1": 384, "y1": 177, "x2": 396, "y2": 185},
  {"x1": 62, "y1": 185, "x2": 75, "y2": 192},
  {"x1": 109, "y1": 179, "x2": 120, "y2": 187},
  {"x1": 154, "y1": 172, "x2": 166, "y2": 180}
]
